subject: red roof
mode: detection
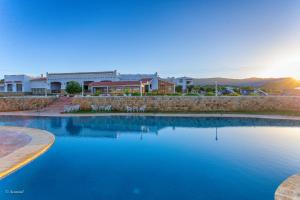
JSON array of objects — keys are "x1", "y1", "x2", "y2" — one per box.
[{"x1": 90, "y1": 81, "x2": 142, "y2": 87}]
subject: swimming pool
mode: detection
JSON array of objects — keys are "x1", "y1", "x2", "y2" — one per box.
[{"x1": 0, "y1": 116, "x2": 300, "y2": 200}]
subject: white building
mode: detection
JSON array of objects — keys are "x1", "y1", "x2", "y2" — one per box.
[
  {"x1": 0, "y1": 84, "x2": 4, "y2": 92},
  {"x1": 4, "y1": 75, "x2": 32, "y2": 93},
  {"x1": 30, "y1": 77, "x2": 48, "y2": 95},
  {"x1": 47, "y1": 71, "x2": 119, "y2": 94},
  {"x1": 1, "y1": 70, "x2": 168, "y2": 95},
  {"x1": 0, "y1": 79, "x2": 4, "y2": 92},
  {"x1": 119, "y1": 72, "x2": 159, "y2": 91},
  {"x1": 168, "y1": 76, "x2": 194, "y2": 92}
]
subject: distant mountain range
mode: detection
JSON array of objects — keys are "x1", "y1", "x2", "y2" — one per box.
[{"x1": 192, "y1": 77, "x2": 300, "y2": 90}]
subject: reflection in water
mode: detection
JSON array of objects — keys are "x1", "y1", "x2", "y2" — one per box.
[
  {"x1": 0, "y1": 116, "x2": 300, "y2": 200},
  {"x1": 66, "y1": 118, "x2": 82, "y2": 136},
  {"x1": 0, "y1": 116, "x2": 300, "y2": 140},
  {"x1": 50, "y1": 117, "x2": 62, "y2": 129}
]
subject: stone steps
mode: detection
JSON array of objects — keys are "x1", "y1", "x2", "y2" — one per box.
[{"x1": 41, "y1": 97, "x2": 73, "y2": 113}]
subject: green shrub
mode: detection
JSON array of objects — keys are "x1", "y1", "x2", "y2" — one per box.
[
  {"x1": 186, "y1": 85, "x2": 194, "y2": 93},
  {"x1": 123, "y1": 88, "x2": 130, "y2": 95},
  {"x1": 93, "y1": 91, "x2": 100, "y2": 96},
  {"x1": 225, "y1": 92, "x2": 240, "y2": 96},
  {"x1": 185, "y1": 93, "x2": 199, "y2": 96},
  {"x1": 66, "y1": 81, "x2": 82, "y2": 94},
  {"x1": 131, "y1": 92, "x2": 141, "y2": 96},
  {"x1": 175, "y1": 85, "x2": 183, "y2": 93},
  {"x1": 146, "y1": 90, "x2": 163, "y2": 96},
  {"x1": 205, "y1": 91, "x2": 215, "y2": 96},
  {"x1": 167, "y1": 93, "x2": 182, "y2": 96}
]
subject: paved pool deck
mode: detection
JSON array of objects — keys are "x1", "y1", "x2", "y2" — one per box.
[
  {"x1": 275, "y1": 174, "x2": 300, "y2": 200},
  {"x1": 0, "y1": 126, "x2": 54, "y2": 180}
]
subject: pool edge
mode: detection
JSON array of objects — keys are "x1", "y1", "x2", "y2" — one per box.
[
  {"x1": 275, "y1": 174, "x2": 300, "y2": 200},
  {"x1": 0, "y1": 126, "x2": 55, "y2": 180},
  {"x1": 1, "y1": 112, "x2": 300, "y2": 121}
]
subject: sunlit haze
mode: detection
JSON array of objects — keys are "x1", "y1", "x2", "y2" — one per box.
[{"x1": 0, "y1": 0, "x2": 300, "y2": 79}]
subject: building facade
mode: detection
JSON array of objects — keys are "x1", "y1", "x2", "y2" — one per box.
[
  {"x1": 89, "y1": 77, "x2": 175, "y2": 95},
  {"x1": 47, "y1": 71, "x2": 119, "y2": 94},
  {"x1": 168, "y1": 77, "x2": 194, "y2": 92},
  {"x1": 4, "y1": 75, "x2": 32, "y2": 93},
  {"x1": 30, "y1": 77, "x2": 48, "y2": 95},
  {"x1": 90, "y1": 80, "x2": 149, "y2": 95},
  {"x1": 2, "y1": 70, "x2": 175, "y2": 95}
]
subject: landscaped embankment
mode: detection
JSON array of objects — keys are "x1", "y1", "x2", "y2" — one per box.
[
  {"x1": 0, "y1": 97, "x2": 56, "y2": 112},
  {"x1": 72, "y1": 96, "x2": 300, "y2": 112}
]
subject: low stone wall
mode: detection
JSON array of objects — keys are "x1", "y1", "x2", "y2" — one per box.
[
  {"x1": 0, "y1": 92, "x2": 30, "y2": 97},
  {"x1": 0, "y1": 97, "x2": 56, "y2": 112},
  {"x1": 72, "y1": 96, "x2": 300, "y2": 112}
]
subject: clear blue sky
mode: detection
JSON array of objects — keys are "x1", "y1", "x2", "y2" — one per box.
[{"x1": 0, "y1": 0, "x2": 300, "y2": 79}]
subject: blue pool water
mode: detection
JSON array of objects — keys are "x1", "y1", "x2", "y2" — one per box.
[{"x1": 0, "y1": 116, "x2": 300, "y2": 200}]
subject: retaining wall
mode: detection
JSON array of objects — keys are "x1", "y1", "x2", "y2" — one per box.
[
  {"x1": 72, "y1": 96, "x2": 300, "y2": 112},
  {"x1": 0, "y1": 97, "x2": 56, "y2": 112}
]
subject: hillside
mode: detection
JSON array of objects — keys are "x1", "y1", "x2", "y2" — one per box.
[
  {"x1": 192, "y1": 77, "x2": 300, "y2": 89},
  {"x1": 261, "y1": 78, "x2": 300, "y2": 91}
]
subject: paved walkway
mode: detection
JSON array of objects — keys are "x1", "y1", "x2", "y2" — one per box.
[
  {"x1": 275, "y1": 174, "x2": 300, "y2": 200},
  {"x1": 0, "y1": 126, "x2": 54, "y2": 179},
  {"x1": 40, "y1": 96, "x2": 72, "y2": 113}
]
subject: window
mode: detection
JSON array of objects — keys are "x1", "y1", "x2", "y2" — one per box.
[
  {"x1": 7, "y1": 84, "x2": 13, "y2": 92},
  {"x1": 16, "y1": 84, "x2": 22, "y2": 92},
  {"x1": 32, "y1": 88, "x2": 46, "y2": 95}
]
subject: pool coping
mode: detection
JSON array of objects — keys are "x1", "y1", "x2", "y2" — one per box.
[
  {"x1": 1, "y1": 111, "x2": 300, "y2": 121},
  {"x1": 275, "y1": 174, "x2": 300, "y2": 200},
  {"x1": 0, "y1": 126, "x2": 55, "y2": 180}
]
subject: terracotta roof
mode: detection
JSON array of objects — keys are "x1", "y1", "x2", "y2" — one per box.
[
  {"x1": 90, "y1": 81, "x2": 142, "y2": 87},
  {"x1": 158, "y1": 78, "x2": 175, "y2": 85}
]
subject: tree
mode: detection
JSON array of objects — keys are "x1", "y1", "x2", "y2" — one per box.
[
  {"x1": 65, "y1": 81, "x2": 82, "y2": 94},
  {"x1": 192, "y1": 86, "x2": 202, "y2": 93},
  {"x1": 204, "y1": 86, "x2": 214, "y2": 93},
  {"x1": 186, "y1": 85, "x2": 194, "y2": 93},
  {"x1": 175, "y1": 85, "x2": 183, "y2": 93},
  {"x1": 123, "y1": 88, "x2": 130, "y2": 95},
  {"x1": 240, "y1": 86, "x2": 255, "y2": 90}
]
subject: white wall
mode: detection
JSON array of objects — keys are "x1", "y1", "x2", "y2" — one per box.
[
  {"x1": 30, "y1": 80, "x2": 48, "y2": 89},
  {"x1": 0, "y1": 84, "x2": 4, "y2": 92},
  {"x1": 47, "y1": 72, "x2": 119, "y2": 90},
  {"x1": 4, "y1": 75, "x2": 31, "y2": 92},
  {"x1": 175, "y1": 77, "x2": 194, "y2": 91}
]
